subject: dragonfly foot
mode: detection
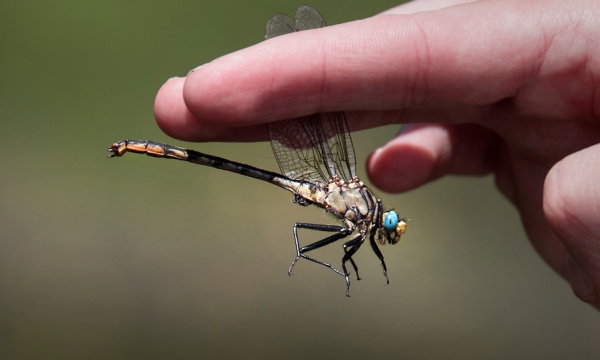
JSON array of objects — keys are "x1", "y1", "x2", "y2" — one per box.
[
  {"x1": 288, "y1": 257, "x2": 300, "y2": 276},
  {"x1": 345, "y1": 278, "x2": 351, "y2": 297},
  {"x1": 381, "y1": 269, "x2": 389, "y2": 284}
]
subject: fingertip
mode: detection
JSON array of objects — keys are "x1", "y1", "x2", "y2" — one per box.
[
  {"x1": 542, "y1": 148, "x2": 593, "y2": 242},
  {"x1": 154, "y1": 76, "x2": 196, "y2": 140},
  {"x1": 544, "y1": 144, "x2": 600, "y2": 304},
  {"x1": 567, "y1": 252, "x2": 598, "y2": 303},
  {"x1": 183, "y1": 49, "x2": 281, "y2": 125},
  {"x1": 153, "y1": 74, "x2": 271, "y2": 142},
  {"x1": 183, "y1": 61, "x2": 227, "y2": 121},
  {"x1": 542, "y1": 161, "x2": 565, "y2": 233},
  {"x1": 367, "y1": 126, "x2": 441, "y2": 192}
]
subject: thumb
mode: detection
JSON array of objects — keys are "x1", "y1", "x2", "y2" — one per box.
[{"x1": 544, "y1": 143, "x2": 600, "y2": 305}]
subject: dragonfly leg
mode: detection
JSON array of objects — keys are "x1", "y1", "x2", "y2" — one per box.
[
  {"x1": 342, "y1": 234, "x2": 366, "y2": 297},
  {"x1": 343, "y1": 235, "x2": 364, "y2": 281},
  {"x1": 369, "y1": 230, "x2": 389, "y2": 284},
  {"x1": 289, "y1": 223, "x2": 351, "y2": 278}
]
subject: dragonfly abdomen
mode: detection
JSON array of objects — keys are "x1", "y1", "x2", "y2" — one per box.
[{"x1": 108, "y1": 139, "x2": 302, "y2": 192}]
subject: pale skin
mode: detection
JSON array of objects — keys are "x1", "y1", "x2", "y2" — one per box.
[{"x1": 154, "y1": 0, "x2": 600, "y2": 308}]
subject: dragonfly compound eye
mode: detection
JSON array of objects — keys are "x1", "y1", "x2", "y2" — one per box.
[{"x1": 383, "y1": 211, "x2": 399, "y2": 231}]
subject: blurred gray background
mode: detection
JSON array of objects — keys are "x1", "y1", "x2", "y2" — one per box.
[{"x1": 1, "y1": 0, "x2": 599, "y2": 359}]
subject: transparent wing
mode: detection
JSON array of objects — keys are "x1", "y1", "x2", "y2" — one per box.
[
  {"x1": 265, "y1": 5, "x2": 327, "y2": 40},
  {"x1": 269, "y1": 112, "x2": 356, "y2": 183},
  {"x1": 265, "y1": 6, "x2": 355, "y2": 183},
  {"x1": 295, "y1": 5, "x2": 327, "y2": 31},
  {"x1": 265, "y1": 13, "x2": 295, "y2": 40}
]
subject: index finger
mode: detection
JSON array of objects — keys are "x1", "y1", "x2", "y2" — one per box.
[{"x1": 156, "y1": 1, "x2": 543, "y2": 141}]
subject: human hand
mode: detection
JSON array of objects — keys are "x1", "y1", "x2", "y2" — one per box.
[{"x1": 154, "y1": 0, "x2": 600, "y2": 308}]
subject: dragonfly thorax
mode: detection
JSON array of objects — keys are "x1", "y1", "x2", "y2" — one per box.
[{"x1": 323, "y1": 179, "x2": 377, "y2": 224}]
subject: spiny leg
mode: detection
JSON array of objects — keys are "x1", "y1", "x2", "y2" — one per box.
[
  {"x1": 343, "y1": 235, "x2": 364, "y2": 281},
  {"x1": 369, "y1": 230, "x2": 389, "y2": 284},
  {"x1": 341, "y1": 234, "x2": 366, "y2": 297},
  {"x1": 289, "y1": 223, "x2": 351, "y2": 277}
]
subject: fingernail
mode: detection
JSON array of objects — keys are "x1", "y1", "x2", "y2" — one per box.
[
  {"x1": 568, "y1": 253, "x2": 596, "y2": 301},
  {"x1": 189, "y1": 63, "x2": 208, "y2": 73},
  {"x1": 167, "y1": 76, "x2": 181, "y2": 81}
]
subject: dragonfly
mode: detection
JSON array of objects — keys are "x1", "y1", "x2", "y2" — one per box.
[{"x1": 107, "y1": 5, "x2": 406, "y2": 297}]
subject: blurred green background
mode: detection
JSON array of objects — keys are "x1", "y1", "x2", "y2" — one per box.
[{"x1": 1, "y1": 0, "x2": 599, "y2": 359}]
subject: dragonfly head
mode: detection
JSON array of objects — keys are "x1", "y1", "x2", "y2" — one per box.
[{"x1": 379, "y1": 210, "x2": 407, "y2": 245}]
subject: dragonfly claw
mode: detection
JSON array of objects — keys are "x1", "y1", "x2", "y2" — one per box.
[{"x1": 288, "y1": 257, "x2": 300, "y2": 276}]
